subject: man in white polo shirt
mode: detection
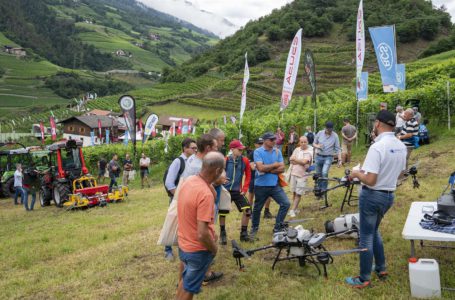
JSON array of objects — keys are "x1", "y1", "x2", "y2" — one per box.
[{"x1": 345, "y1": 110, "x2": 406, "y2": 289}]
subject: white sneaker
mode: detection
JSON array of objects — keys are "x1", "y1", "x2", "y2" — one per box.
[
  {"x1": 289, "y1": 210, "x2": 296, "y2": 218},
  {"x1": 295, "y1": 209, "x2": 301, "y2": 214}
]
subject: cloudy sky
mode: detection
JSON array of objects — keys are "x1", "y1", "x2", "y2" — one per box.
[{"x1": 138, "y1": 0, "x2": 454, "y2": 37}]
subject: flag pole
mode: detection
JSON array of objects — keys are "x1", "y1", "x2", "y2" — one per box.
[{"x1": 448, "y1": 81, "x2": 451, "y2": 131}]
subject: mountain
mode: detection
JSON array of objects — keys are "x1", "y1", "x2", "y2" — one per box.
[{"x1": 0, "y1": 0, "x2": 218, "y2": 72}]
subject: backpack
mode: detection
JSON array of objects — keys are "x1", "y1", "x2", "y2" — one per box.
[
  {"x1": 306, "y1": 132, "x2": 315, "y2": 144},
  {"x1": 163, "y1": 157, "x2": 185, "y2": 197}
]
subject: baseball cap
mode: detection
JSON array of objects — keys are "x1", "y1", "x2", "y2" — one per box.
[
  {"x1": 376, "y1": 110, "x2": 396, "y2": 127},
  {"x1": 262, "y1": 132, "x2": 276, "y2": 140},
  {"x1": 254, "y1": 137, "x2": 264, "y2": 144},
  {"x1": 229, "y1": 139, "x2": 246, "y2": 150},
  {"x1": 325, "y1": 121, "x2": 334, "y2": 129}
]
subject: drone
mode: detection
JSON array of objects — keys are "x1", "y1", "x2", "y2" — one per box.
[
  {"x1": 397, "y1": 163, "x2": 420, "y2": 189},
  {"x1": 231, "y1": 219, "x2": 366, "y2": 278}
]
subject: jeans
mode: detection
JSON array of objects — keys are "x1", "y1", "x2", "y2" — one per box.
[
  {"x1": 109, "y1": 176, "x2": 118, "y2": 192},
  {"x1": 252, "y1": 185, "x2": 290, "y2": 232},
  {"x1": 24, "y1": 187, "x2": 37, "y2": 211},
  {"x1": 315, "y1": 155, "x2": 333, "y2": 190},
  {"x1": 14, "y1": 186, "x2": 24, "y2": 205},
  {"x1": 358, "y1": 187, "x2": 394, "y2": 281}
]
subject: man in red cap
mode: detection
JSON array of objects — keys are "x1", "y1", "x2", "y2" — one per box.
[{"x1": 219, "y1": 139, "x2": 252, "y2": 244}]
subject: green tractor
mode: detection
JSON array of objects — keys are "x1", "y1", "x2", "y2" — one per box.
[{"x1": 0, "y1": 142, "x2": 32, "y2": 198}]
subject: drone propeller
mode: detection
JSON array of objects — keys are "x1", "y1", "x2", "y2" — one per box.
[
  {"x1": 285, "y1": 218, "x2": 314, "y2": 224},
  {"x1": 326, "y1": 248, "x2": 367, "y2": 256},
  {"x1": 232, "y1": 240, "x2": 250, "y2": 258}
]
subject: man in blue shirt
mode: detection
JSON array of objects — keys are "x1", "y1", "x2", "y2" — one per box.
[{"x1": 251, "y1": 132, "x2": 290, "y2": 237}]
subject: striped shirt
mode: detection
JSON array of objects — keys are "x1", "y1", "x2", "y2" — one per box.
[{"x1": 400, "y1": 118, "x2": 419, "y2": 136}]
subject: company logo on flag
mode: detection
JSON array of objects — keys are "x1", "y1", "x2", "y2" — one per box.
[
  {"x1": 280, "y1": 29, "x2": 302, "y2": 111},
  {"x1": 358, "y1": 72, "x2": 369, "y2": 101},
  {"x1": 143, "y1": 114, "x2": 158, "y2": 143},
  {"x1": 396, "y1": 64, "x2": 406, "y2": 91},
  {"x1": 118, "y1": 95, "x2": 136, "y2": 144},
  {"x1": 369, "y1": 25, "x2": 398, "y2": 93}
]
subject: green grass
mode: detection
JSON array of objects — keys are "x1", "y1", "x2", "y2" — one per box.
[{"x1": 1, "y1": 132, "x2": 455, "y2": 298}]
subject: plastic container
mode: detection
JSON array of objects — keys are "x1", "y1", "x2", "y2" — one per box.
[{"x1": 409, "y1": 258, "x2": 441, "y2": 298}]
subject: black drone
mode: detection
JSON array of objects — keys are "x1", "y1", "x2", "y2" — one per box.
[{"x1": 232, "y1": 220, "x2": 365, "y2": 278}]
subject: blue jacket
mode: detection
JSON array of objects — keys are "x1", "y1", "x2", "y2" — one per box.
[{"x1": 223, "y1": 155, "x2": 251, "y2": 193}]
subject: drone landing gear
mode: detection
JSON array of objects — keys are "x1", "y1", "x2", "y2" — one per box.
[
  {"x1": 340, "y1": 183, "x2": 359, "y2": 212},
  {"x1": 319, "y1": 193, "x2": 331, "y2": 210}
]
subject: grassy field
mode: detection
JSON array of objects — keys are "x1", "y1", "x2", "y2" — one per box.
[{"x1": 1, "y1": 130, "x2": 455, "y2": 299}]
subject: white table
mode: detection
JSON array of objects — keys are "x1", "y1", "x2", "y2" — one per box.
[{"x1": 402, "y1": 202, "x2": 455, "y2": 257}]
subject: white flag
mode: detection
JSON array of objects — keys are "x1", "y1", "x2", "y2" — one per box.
[
  {"x1": 356, "y1": 0, "x2": 365, "y2": 96},
  {"x1": 240, "y1": 53, "x2": 249, "y2": 122},
  {"x1": 280, "y1": 29, "x2": 302, "y2": 111}
]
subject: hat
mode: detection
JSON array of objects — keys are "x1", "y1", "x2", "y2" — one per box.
[
  {"x1": 254, "y1": 137, "x2": 264, "y2": 144},
  {"x1": 229, "y1": 139, "x2": 246, "y2": 150},
  {"x1": 262, "y1": 132, "x2": 276, "y2": 140},
  {"x1": 376, "y1": 110, "x2": 396, "y2": 127},
  {"x1": 325, "y1": 121, "x2": 334, "y2": 129}
]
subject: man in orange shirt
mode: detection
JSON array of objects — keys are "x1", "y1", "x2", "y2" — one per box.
[{"x1": 176, "y1": 152, "x2": 225, "y2": 300}]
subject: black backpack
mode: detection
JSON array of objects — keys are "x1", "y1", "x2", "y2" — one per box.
[{"x1": 163, "y1": 157, "x2": 185, "y2": 197}]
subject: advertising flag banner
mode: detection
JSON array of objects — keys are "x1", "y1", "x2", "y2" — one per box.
[
  {"x1": 356, "y1": 0, "x2": 365, "y2": 94},
  {"x1": 39, "y1": 122, "x2": 45, "y2": 144},
  {"x1": 124, "y1": 130, "x2": 129, "y2": 146},
  {"x1": 98, "y1": 119, "x2": 102, "y2": 139},
  {"x1": 369, "y1": 25, "x2": 398, "y2": 93},
  {"x1": 396, "y1": 64, "x2": 406, "y2": 91},
  {"x1": 177, "y1": 119, "x2": 183, "y2": 135},
  {"x1": 106, "y1": 129, "x2": 110, "y2": 144},
  {"x1": 143, "y1": 114, "x2": 159, "y2": 143},
  {"x1": 223, "y1": 115, "x2": 227, "y2": 125},
  {"x1": 230, "y1": 116, "x2": 237, "y2": 124},
  {"x1": 171, "y1": 122, "x2": 176, "y2": 136},
  {"x1": 49, "y1": 117, "x2": 57, "y2": 141},
  {"x1": 240, "y1": 53, "x2": 250, "y2": 122},
  {"x1": 358, "y1": 72, "x2": 369, "y2": 100},
  {"x1": 188, "y1": 118, "x2": 193, "y2": 133},
  {"x1": 152, "y1": 128, "x2": 156, "y2": 137},
  {"x1": 138, "y1": 119, "x2": 143, "y2": 141},
  {"x1": 280, "y1": 28, "x2": 302, "y2": 111},
  {"x1": 118, "y1": 95, "x2": 136, "y2": 146},
  {"x1": 303, "y1": 49, "x2": 317, "y2": 103},
  {"x1": 90, "y1": 131, "x2": 95, "y2": 146}
]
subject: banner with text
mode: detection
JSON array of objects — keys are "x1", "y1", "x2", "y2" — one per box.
[
  {"x1": 358, "y1": 72, "x2": 369, "y2": 100},
  {"x1": 143, "y1": 114, "x2": 158, "y2": 144},
  {"x1": 396, "y1": 63, "x2": 406, "y2": 91},
  {"x1": 240, "y1": 52, "x2": 250, "y2": 122},
  {"x1": 280, "y1": 28, "x2": 302, "y2": 111},
  {"x1": 118, "y1": 95, "x2": 136, "y2": 146},
  {"x1": 369, "y1": 25, "x2": 398, "y2": 93},
  {"x1": 356, "y1": 0, "x2": 365, "y2": 95}
]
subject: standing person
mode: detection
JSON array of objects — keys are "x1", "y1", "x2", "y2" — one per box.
[
  {"x1": 22, "y1": 165, "x2": 39, "y2": 211},
  {"x1": 287, "y1": 126, "x2": 298, "y2": 164},
  {"x1": 288, "y1": 136, "x2": 313, "y2": 218},
  {"x1": 13, "y1": 164, "x2": 24, "y2": 205},
  {"x1": 97, "y1": 157, "x2": 107, "y2": 184},
  {"x1": 139, "y1": 153, "x2": 152, "y2": 189},
  {"x1": 397, "y1": 108, "x2": 420, "y2": 166},
  {"x1": 395, "y1": 106, "x2": 405, "y2": 132},
  {"x1": 275, "y1": 127, "x2": 285, "y2": 152},
  {"x1": 208, "y1": 128, "x2": 226, "y2": 156},
  {"x1": 220, "y1": 140, "x2": 252, "y2": 242},
  {"x1": 313, "y1": 121, "x2": 342, "y2": 191},
  {"x1": 379, "y1": 102, "x2": 387, "y2": 111},
  {"x1": 163, "y1": 138, "x2": 197, "y2": 261},
  {"x1": 304, "y1": 126, "x2": 315, "y2": 145},
  {"x1": 345, "y1": 110, "x2": 406, "y2": 288},
  {"x1": 251, "y1": 132, "x2": 290, "y2": 237},
  {"x1": 108, "y1": 154, "x2": 120, "y2": 193},
  {"x1": 122, "y1": 153, "x2": 133, "y2": 187},
  {"x1": 413, "y1": 107, "x2": 421, "y2": 124},
  {"x1": 176, "y1": 152, "x2": 225, "y2": 300},
  {"x1": 341, "y1": 119, "x2": 357, "y2": 164}
]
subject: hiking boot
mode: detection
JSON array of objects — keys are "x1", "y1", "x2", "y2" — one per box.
[
  {"x1": 240, "y1": 231, "x2": 256, "y2": 242},
  {"x1": 263, "y1": 210, "x2": 274, "y2": 219},
  {"x1": 203, "y1": 271, "x2": 223, "y2": 285},
  {"x1": 220, "y1": 231, "x2": 227, "y2": 245},
  {"x1": 345, "y1": 276, "x2": 371, "y2": 289}
]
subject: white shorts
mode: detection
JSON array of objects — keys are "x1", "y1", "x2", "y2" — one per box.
[{"x1": 290, "y1": 175, "x2": 308, "y2": 195}]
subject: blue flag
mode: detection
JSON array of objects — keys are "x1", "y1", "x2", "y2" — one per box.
[
  {"x1": 369, "y1": 25, "x2": 398, "y2": 93},
  {"x1": 124, "y1": 130, "x2": 129, "y2": 146},
  {"x1": 358, "y1": 72, "x2": 368, "y2": 101},
  {"x1": 106, "y1": 129, "x2": 110, "y2": 144},
  {"x1": 90, "y1": 131, "x2": 95, "y2": 146},
  {"x1": 396, "y1": 64, "x2": 406, "y2": 91}
]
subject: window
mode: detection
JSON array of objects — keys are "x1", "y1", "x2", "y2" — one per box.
[
  {"x1": 68, "y1": 126, "x2": 74, "y2": 132},
  {"x1": 79, "y1": 127, "x2": 85, "y2": 134}
]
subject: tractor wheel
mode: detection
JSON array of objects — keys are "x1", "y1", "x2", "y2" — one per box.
[
  {"x1": 2, "y1": 177, "x2": 15, "y2": 198},
  {"x1": 39, "y1": 188, "x2": 52, "y2": 207},
  {"x1": 53, "y1": 183, "x2": 70, "y2": 207}
]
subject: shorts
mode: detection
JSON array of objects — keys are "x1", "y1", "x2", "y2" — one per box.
[
  {"x1": 178, "y1": 249, "x2": 214, "y2": 294},
  {"x1": 248, "y1": 180, "x2": 255, "y2": 193},
  {"x1": 140, "y1": 168, "x2": 149, "y2": 178},
  {"x1": 342, "y1": 142, "x2": 352, "y2": 153},
  {"x1": 98, "y1": 169, "x2": 105, "y2": 177},
  {"x1": 289, "y1": 175, "x2": 308, "y2": 196},
  {"x1": 219, "y1": 190, "x2": 250, "y2": 215}
]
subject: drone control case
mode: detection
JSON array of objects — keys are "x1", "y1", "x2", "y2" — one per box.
[{"x1": 437, "y1": 193, "x2": 455, "y2": 217}]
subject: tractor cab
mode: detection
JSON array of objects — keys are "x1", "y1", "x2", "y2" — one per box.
[
  {"x1": 48, "y1": 139, "x2": 89, "y2": 181},
  {"x1": 0, "y1": 143, "x2": 32, "y2": 198}
]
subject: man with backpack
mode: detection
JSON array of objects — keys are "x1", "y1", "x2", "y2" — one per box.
[
  {"x1": 220, "y1": 140, "x2": 252, "y2": 243},
  {"x1": 163, "y1": 138, "x2": 197, "y2": 261}
]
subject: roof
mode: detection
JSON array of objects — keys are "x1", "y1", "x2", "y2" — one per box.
[
  {"x1": 58, "y1": 115, "x2": 119, "y2": 129},
  {"x1": 85, "y1": 109, "x2": 119, "y2": 117},
  {"x1": 157, "y1": 115, "x2": 198, "y2": 127}
]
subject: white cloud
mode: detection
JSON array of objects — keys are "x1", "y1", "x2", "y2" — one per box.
[{"x1": 432, "y1": 0, "x2": 455, "y2": 21}]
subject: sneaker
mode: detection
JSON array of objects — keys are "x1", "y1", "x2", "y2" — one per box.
[
  {"x1": 220, "y1": 231, "x2": 227, "y2": 245},
  {"x1": 374, "y1": 270, "x2": 388, "y2": 281},
  {"x1": 240, "y1": 231, "x2": 256, "y2": 242},
  {"x1": 288, "y1": 210, "x2": 296, "y2": 218},
  {"x1": 164, "y1": 252, "x2": 175, "y2": 262},
  {"x1": 263, "y1": 210, "x2": 274, "y2": 219},
  {"x1": 345, "y1": 276, "x2": 371, "y2": 289},
  {"x1": 249, "y1": 230, "x2": 258, "y2": 241},
  {"x1": 203, "y1": 271, "x2": 223, "y2": 285}
]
